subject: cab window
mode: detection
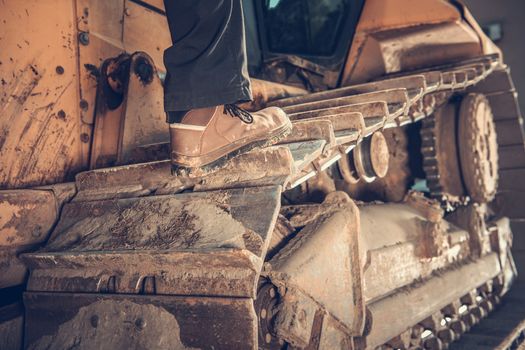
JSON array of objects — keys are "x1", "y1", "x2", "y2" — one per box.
[{"x1": 261, "y1": 0, "x2": 351, "y2": 56}]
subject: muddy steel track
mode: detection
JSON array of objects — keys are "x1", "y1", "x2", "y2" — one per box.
[{"x1": 18, "y1": 54, "x2": 525, "y2": 349}]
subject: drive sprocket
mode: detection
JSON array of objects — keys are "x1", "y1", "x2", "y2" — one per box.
[
  {"x1": 458, "y1": 93, "x2": 499, "y2": 203},
  {"x1": 421, "y1": 93, "x2": 499, "y2": 206},
  {"x1": 421, "y1": 101, "x2": 466, "y2": 207}
]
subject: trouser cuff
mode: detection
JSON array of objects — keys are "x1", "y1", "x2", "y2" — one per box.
[{"x1": 164, "y1": 84, "x2": 252, "y2": 115}]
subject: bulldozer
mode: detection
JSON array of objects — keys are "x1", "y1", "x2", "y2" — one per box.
[{"x1": 1, "y1": 0, "x2": 525, "y2": 349}]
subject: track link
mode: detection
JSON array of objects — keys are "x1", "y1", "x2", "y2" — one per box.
[{"x1": 380, "y1": 275, "x2": 506, "y2": 350}]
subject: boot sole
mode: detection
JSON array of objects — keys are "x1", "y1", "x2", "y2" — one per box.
[{"x1": 171, "y1": 120, "x2": 292, "y2": 177}]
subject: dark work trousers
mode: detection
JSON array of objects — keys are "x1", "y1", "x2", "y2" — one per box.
[{"x1": 163, "y1": 0, "x2": 252, "y2": 122}]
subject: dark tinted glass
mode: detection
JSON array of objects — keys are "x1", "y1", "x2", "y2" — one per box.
[{"x1": 261, "y1": 0, "x2": 350, "y2": 56}]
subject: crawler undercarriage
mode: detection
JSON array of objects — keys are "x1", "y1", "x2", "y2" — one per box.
[
  {"x1": 5, "y1": 53, "x2": 520, "y2": 350},
  {"x1": 2, "y1": 1, "x2": 525, "y2": 349}
]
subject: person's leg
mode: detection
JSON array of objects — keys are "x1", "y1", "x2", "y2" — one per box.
[
  {"x1": 163, "y1": 0, "x2": 252, "y2": 121},
  {"x1": 162, "y1": 0, "x2": 291, "y2": 175}
]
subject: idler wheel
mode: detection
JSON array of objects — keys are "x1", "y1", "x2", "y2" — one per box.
[{"x1": 353, "y1": 132, "x2": 390, "y2": 183}]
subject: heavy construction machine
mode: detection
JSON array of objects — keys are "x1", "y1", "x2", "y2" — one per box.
[{"x1": 1, "y1": 0, "x2": 525, "y2": 349}]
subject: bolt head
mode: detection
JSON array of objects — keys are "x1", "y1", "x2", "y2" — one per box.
[
  {"x1": 265, "y1": 333, "x2": 272, "y2": 344},
  {"x1": 260, "y1": 308, "x2": 267, "y2": 319},
  {"x1": 79, "y1": 32, "x2": 90, "y2": 46},
  {"x1": 79, "y1": 99, "x2": 89, "y2": 111},
  {"x1": 135, "y1": 318, "x2": 146, "y2": 330}
]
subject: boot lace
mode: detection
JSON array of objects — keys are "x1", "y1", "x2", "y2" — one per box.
[{"x1": 223, "y1": 104, "x2": 254, "y2": 124}]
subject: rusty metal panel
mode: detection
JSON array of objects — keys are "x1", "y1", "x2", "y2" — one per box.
[
  {"x1": 0, "y1": 186, "x2": 75, "y2": 288},
  {"x1": 24, "y1": 292, "x2": 257, "y2": 350},
  {"x1": 72, "y1": 1, "x2": 169, "y2": 169},
  {"x1": 89, "y1": 96, "x2": 126, "y2": 169},
  {"x1": 139, "y1": 0, "x2": 165, "y2": 12},
  {"x1": 342, "y1": 0, "x2": 481, "y2": 85},
  {"x1": 75, "y1": 0, "x2": 126, "y2": 167},
  {"x1": 76, "y1": 0, "x2": 126, "y2": 38},
  {"x1": 123, "y1": 0, "x2": 171, "y2": 71},
  {"x1": 76, "y1": 0, "x2": 125, "y2": 126},
  {"x1": 118, "y1": 53, "x2": 168, "y2": 164},
  {"x1": 0, "y1": 0, "x2": 85, "y2": 188},
  {"x1": 23, "y1": 186, "x2": 282, "y2": 298},
  {"x1": 0, "y1": 190, "x2": 57, "y2": 247},
  {"x1": 76, "y1": 36, "x2": 122, "y2": 162}
]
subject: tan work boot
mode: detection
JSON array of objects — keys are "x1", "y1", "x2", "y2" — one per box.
[{"x1": 169, "y1": 104, "x2": 292, "y2": 176}]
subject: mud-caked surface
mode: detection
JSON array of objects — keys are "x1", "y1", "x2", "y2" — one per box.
[
  {"x1": 27, "y1": 299, "x2": 196, "y2": 350},
  {"x1": 0, "y1": 190, "x2": 58, "y2": 247},
  {"x1": 25, "y1": 293, "x2": 257, "y2": 350},
  {"x1": 44, "y1": 196, "x2": 250, "y2": 252}
]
